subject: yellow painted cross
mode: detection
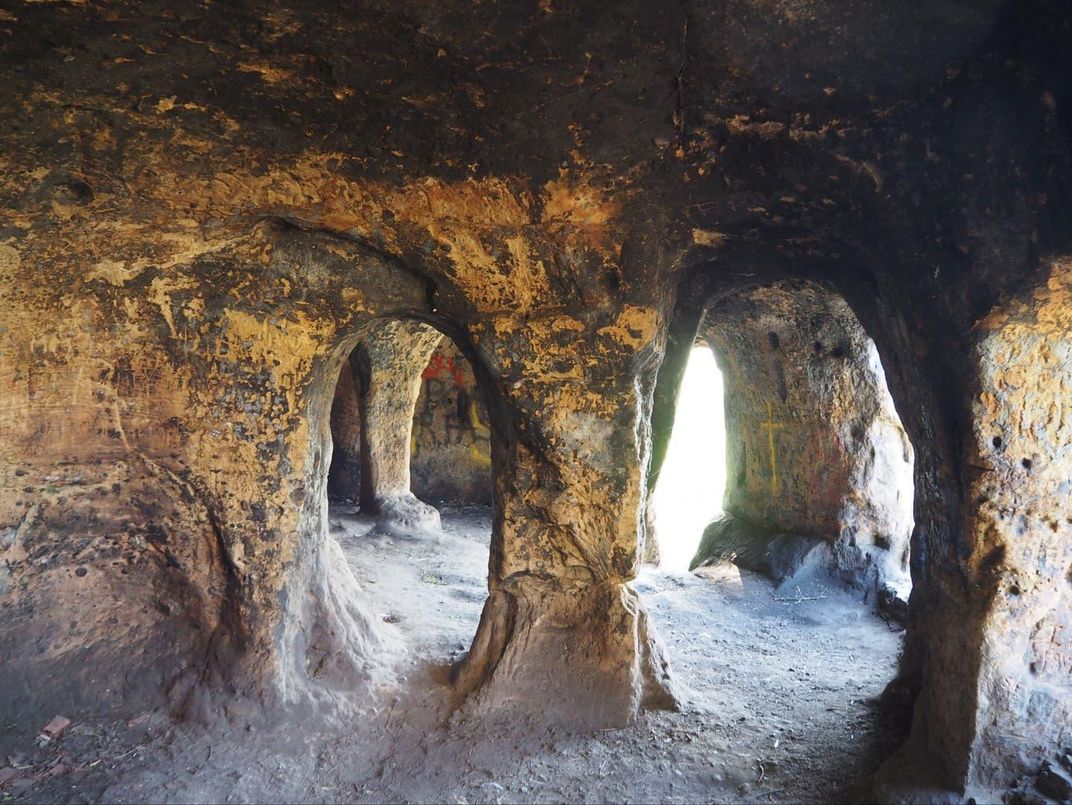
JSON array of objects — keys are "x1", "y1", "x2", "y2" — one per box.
[{"x1": 760, "y1": 401, "x2": 785, "y2": 495}]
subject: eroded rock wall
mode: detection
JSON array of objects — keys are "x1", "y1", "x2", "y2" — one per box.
[
  {"x1": 0, "y1": 1, "x2": 682, "y2": 733},
  {"x1": 0, "y1": 224, "x2": 430, "y2": 740},
  {"x1": 961, "y1": 259, "x2": 1072, "y2": 793},
  {"x1": 411, "y1": 340, "x2": 493, "y2": 505},
  {"x1": 0, "y1": 0, "x2": 1069, "y2": 794},
  {"x1": 694, "y1": 283, "x2": 914, "y2": 596}
]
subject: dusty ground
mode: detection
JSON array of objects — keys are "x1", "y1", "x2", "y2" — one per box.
[{"x1": 2, "y1": 505, "x2": 906, "y2": 804}]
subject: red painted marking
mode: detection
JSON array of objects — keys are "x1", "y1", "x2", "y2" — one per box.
[{"x1": 422, "y1": 353, "x2": 466, "y2": 386}]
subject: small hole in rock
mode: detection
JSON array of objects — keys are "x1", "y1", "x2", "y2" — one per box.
[
  {"x1": 992, "y1": 436, "x2": 1003, "y2": 449},
  {"x1": 1022, "y1": 458, "x2": 1032, "y2": 470}
]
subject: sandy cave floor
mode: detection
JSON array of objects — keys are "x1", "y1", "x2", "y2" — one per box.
[{"x1": 3, "y1": 505, "x2": 906, "y2": 804}]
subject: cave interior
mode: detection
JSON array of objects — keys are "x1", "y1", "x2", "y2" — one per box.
[{"x1": 1, "y1": 0, "x2": 1071, "y2": 802}]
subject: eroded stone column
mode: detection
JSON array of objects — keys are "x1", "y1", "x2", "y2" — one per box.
[
  {"x1": 452, "y1": 307, "x2": 677, "y2": 728},
  {"x1": 961, "y1": 259, "x2": 1072, "y2": 793},
  {"x1": 352, "y1": 319, "x2": 443, "y2": 532}
]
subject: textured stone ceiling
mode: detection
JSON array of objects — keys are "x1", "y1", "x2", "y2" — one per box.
[{"x1": 2, "y1": 0, "x2": 1065, "y2": 322}]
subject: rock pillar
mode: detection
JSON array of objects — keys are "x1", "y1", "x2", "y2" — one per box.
[
  {"x1": 452, "y1": 306, "x2": 677, "y2": 727},
  {"x1": 351, "y1": 319, "x2": 443, "y2": 531},
  {"x1": 960, "y1": 259, "x2": 1072, "y2": 794}
]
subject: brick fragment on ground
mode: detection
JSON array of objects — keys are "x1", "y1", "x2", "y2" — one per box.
[{"x1": 41, "y1": 715, "x2": 71, "y2": 738}]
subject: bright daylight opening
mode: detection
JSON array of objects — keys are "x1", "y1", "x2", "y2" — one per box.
[{"x1": 654, "y1": 345, "x2": 727, "y2": 571}]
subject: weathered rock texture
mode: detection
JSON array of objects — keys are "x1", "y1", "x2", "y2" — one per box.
[
  {"x1": 328, "y1": 336, "x2": 491, "y2": 508},
  {"x1": 0, "y1": 0, "x2": 1070, "y2": 796},
  {"x1": 350, "y1": 320, "x2": 443, "y2": 532},
  {"x1": 411, "y1": 340, "x2": 493, "y2": 505},
  {"x1": 958, "y1": 259, "x2": 1072, "y2": 794},
  {"x1": 0, "y1": 0, "x2": 683, "y2": 747},
  {"x1": 0, "y1": 222, "x2": 428, "y2": 735},
  {"x1": 450, "y1": 310, "x2": 677, "y2": 726},
  {"x1": 691, "y1": 282, "x2": 914, "y2": 599}
]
